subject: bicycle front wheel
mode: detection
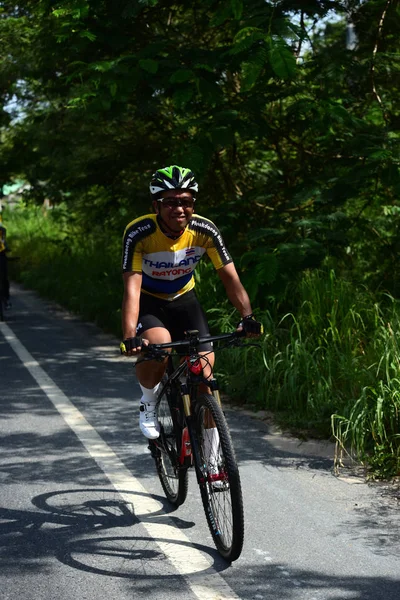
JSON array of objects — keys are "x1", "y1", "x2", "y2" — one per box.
[
  {"x1": 194, "y1": 393, "x2": 244, "y2": 562},
  {"x1": 152, "y1": 387, "x2": 188, "y2": 508}
]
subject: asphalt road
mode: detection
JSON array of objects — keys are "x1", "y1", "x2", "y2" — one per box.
[{"x1": 1, "y1": 284, "x2": 399, "y2": 600}]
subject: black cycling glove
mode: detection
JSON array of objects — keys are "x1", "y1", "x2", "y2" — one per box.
[
  {"x1": 238, "y1": 314, "x2": 263, "y2": 335},
  {"x1": 120, "y1": 336, "x2": 143, "y2": 353}
]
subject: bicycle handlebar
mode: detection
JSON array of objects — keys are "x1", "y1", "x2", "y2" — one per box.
[{"x1": 142, "y1": 329, "x2": 246, "y2": 357}]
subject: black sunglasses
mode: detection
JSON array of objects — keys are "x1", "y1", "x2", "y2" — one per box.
[{"x1": 158, "y1": 197, "x2": 195, "y2": 209}]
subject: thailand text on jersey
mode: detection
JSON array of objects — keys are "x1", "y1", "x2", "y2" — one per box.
[{"x1": 122, "y1": 214, "x2": 232, "y2": 300}]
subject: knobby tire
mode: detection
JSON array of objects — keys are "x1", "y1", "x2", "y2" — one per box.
[
  {"x1": 195, "y1": 393, "x2": 244, "y2": 562},
  {"x1": 152, "y1": 386, "x2": 188, "y2": 508}
]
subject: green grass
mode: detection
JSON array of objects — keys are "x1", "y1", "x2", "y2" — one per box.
[
  {"x1": 214, "y1": 270, "x2": 400, "y2": 477},
  {"x1": 6, "y1": 204, "x2": 123, "y2": 334},
  {"x1": 5, "y1": 204, "x2": 400, "y2": 478}
]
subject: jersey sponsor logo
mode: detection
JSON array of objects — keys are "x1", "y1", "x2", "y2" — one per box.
[
  {"x1": 188, "y1": 218, "x2": 231, "y2": 263},
  {"x1": 127, "y1": 223, "x2": 153, "y2": 238},
  {"x1": 122, "y1": 220, "x2": 154, "y2": 270},
  {"x1": 152, "y1": 267, "x2": 192, "y2": 277},
  {"x1": 143, "y1": 254, "x2": 201, "y2": 269}
]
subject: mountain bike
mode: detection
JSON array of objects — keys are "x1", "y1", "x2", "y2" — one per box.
[{"x1": 139, "y1": 328, "x2": 258, "y2": 562}]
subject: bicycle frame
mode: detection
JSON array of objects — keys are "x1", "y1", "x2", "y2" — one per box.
[
  {"x1": 143, "y1": 328, "x2": 255, "y2": 561},
  {"x1": 149, "y1": 329, "x2": 240, "y2": 484}
]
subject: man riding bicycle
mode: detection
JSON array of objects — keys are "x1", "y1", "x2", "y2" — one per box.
[{"x1": 121, "y1": 165, "x2": 262, "y2": 440}]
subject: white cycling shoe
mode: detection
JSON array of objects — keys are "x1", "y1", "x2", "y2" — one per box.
[{"x1": 139, "y1": 402, "x2": 160, "y2": 439}]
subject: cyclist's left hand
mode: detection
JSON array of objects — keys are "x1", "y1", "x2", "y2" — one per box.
[{"x1": 237, "y1": 314, "x2": 263, "y2": 337}]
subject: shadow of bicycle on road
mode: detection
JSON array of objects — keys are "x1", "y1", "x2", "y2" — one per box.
[
  {"x1": 1, "y1": 487, "x2": 400, "y2": 599},
  {"x1": 0, "y1": 487, "x2": 231, "y2": 581}
]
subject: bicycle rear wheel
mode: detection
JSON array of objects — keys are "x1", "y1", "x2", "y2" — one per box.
[
  {"x1": 152, "y1": 385, "x2": 188, "y2": 507},
  {"x1": 195, "y1": 393, "x2": 244, "y2": 562}
]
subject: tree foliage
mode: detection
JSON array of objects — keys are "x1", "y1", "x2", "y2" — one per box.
[{"x1": 1, "y1": 0, "x2": 400, "y2": 301}]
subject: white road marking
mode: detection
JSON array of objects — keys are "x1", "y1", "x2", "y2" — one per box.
[{"x1": 1, "y1": 321, "x2": 240, "y2": 599}]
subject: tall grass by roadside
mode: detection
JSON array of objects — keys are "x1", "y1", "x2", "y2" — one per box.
[
  {"x1": 331, "y1": 305, "x2": 400, "y2": 478},
  {"x1": 6, "y1": 205, "x2": 123, "y2": 334},
  {"x1": 6, "y1": 205, "x2": 400, "y2": 478},
  {"x1": 212, "y1": 271, "x2": 400, "y2": 477}
]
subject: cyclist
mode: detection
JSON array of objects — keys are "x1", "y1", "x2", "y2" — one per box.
[
  {"x1": 121, "y1": 165, "x2": 262, "y2": 441},
  {"x1": 0, "y1": 215, "x2": 11, "y2": 309}
]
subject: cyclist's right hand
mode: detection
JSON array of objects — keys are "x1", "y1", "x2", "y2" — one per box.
[{"x1": 120, "y1": 336, "x2": 148, "y2": 356}]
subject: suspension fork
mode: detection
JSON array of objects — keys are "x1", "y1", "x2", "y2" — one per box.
[
  {"x1": 209, "y1": 378, "x2": 222, "y2": 407},
  {"x1": 179, "y1": 379, "x2": 222, "y2": 485},
  {"x1": 179, "y1": 382, "x2": 204, "y2": 483}
]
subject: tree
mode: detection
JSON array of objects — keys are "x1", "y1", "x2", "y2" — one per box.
[{"x1": 1, "y1": 0, "x2": 399, "y2": 300}]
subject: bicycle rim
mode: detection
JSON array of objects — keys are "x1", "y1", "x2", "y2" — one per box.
[
  {"x1": 153, "y1": 389, "x2": 188, "y2": 507},
  {"x1": 195, "y1": 393, "x2": 244, "y2": 562}
]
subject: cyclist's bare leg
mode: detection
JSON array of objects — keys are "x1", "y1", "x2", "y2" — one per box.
[
  {"x1": 136, "y1": 336, "x2": 216, "y2": 427},
  {"x1": 198, "y1": 350, "x2": 214, "y2": 395},
  {"x1": 199, "y1": 351, "x2": 217, "y2": 427},
  {"x1": 136, "y1": 326, "x2": 171, "y2": 388}
]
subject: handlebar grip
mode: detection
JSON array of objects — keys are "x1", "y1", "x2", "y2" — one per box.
[{"x1": 235, "y1": 328, "x2": 247, "y2": 338}]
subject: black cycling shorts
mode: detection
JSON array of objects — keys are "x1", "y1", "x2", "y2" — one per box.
[{"x1": 137, "y1": 290, "x2": 212, "y2": 352}]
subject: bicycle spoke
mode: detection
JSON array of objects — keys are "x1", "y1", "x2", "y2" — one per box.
[
  {"x1": 195, "y1": 394, "x2": 244, "y2": 562},
  {"x1": 151, "y1": 385, "x2": 188, "y2": 507}
]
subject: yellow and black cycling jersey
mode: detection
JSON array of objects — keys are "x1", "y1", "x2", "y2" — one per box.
[{"x1": 122, "y1": 214, "x2": 232, "y2": 300}]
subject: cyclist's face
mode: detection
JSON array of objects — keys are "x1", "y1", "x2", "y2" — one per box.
[{"x1": 155, "y1": 189, "x2": 195, "y2": 232}]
